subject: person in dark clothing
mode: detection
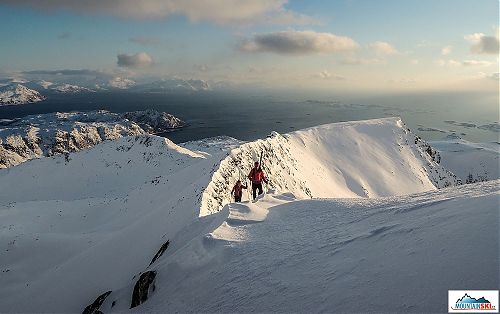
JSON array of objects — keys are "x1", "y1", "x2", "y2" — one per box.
[
  {"x1": 248, "y1": 161, "x2": 268, "y2": 200},
  {"x1": 231, "y1": 180, "x2": 247, "y2": 202}
]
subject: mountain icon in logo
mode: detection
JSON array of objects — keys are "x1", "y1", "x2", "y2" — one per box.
[
  {"x1": 452, "y1": 293, "x2": 497, "y2": 311},
  {"x1": 456, "y1": 294, "x2": 491, "y2": 304}
]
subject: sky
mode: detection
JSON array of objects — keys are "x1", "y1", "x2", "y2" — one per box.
[{"x1": 0, "y1": 0, "x2": 498, "y2": 92}]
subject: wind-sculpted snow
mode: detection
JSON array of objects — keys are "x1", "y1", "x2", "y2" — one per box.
[
  {"x1": 136, "y1": 180, "x2": 499, "y2": 314},
  {"x1": 0, "y1": 117, "x2": 463, "y2": 313},
  {"x1": 200, "y1": 117, "x2": 459, "y2": 216},
  {"x1": 0, "y1": 109, "x2": 185, "y2": 168}
]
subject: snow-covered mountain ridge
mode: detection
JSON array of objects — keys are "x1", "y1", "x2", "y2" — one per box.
[
  {"x1": 201, "y1": 117, "x2": 459, "y2": 215},
  {"x1": 0, "y1": 109, "x2": 185, "y2": 168},
  {"x1": 0, "y1": 84, "x2": 45, "y2": 105},
  {"x1": 52, "y1": 83, "x2": 95, "y2": 93},
  {"x1": 0, "y1": 117, "x2": 474, "y2": 313}
]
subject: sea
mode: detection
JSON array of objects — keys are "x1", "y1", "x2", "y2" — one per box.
[{"x1": 0, "y1": 90, "x2": 498, "y2": 143}]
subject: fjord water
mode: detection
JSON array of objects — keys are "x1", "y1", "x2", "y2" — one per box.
[{"x1": 0, "y1": 90, "x2": 497, "y2": 143}]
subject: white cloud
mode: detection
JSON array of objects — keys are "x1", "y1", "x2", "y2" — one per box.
[
  {"x1": 465, "y1": 31, "x2": 499, "y2": 54},
  {"x1": 239, "y1": 30, "x2": 359, "y2": 55},
  {"x1": 441, "y1": 46, "x2": 452, "y2": 56},
  {"x1": 410, "y1": 59, "x2": 419, "y2": 65},
  {"x1": 340, "y1": 57, "x2": 384, "y2": 66},
  {"x1": 0, "y1": 0, "x2": 316, "y2": 25},
  {"x1": 117, "y1": 52, "x2": 153, "y2": 68},
  {"x1": 368, "y1": 41, "x2": 398, "y2": 55},
  {"x1": 314, "y1": 70, "x2": 345, "y2": 80},
  {"x1": 461, "y1": 60, "x2": 493, "y2": 67},
  {"x1": 436, "y1": 59, "x2": 494, "y2": 67}
]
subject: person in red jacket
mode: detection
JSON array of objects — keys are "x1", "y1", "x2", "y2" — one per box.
[
  {"x1": 248, "y1": 161, "x2": 268, "y2": 200},
  {"x1": 231, "y1": 180, "x2": 247, "y2": 202}
]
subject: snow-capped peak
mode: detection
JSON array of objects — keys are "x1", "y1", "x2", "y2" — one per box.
[
  {"x1": 108, "y1": 77, "x2": 136, "y2": 89},
  {"x1": 53, "y1": 83, "x2": 95, "y2": 93},
  {"x1": 0, "y1": 84, "x2": 46, "y2": 106},
  {"x1": 38, "y1": 80, "x2": 54, "y2": 89}
]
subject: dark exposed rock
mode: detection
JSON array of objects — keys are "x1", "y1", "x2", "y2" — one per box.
[
  {"x1": 82, "y1": 290, "x2": 112, "y2": 314},
  {"x1": 149, "y1": 240, "x2": 170, "y2": 266},
  {"x1": 130, "y1": 271, "x2": 156, "y2": 309}
]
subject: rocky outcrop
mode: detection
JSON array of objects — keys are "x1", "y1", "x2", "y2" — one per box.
[
  {"x1": 130, "y1": 271, "x2": 157, "y2": 309},
  {"x1": 149, "y1": 240, "x2": 170, "y2": 266},
  {"x1": 0, "y1": 110, "x2": 185, "y2": 168},
  {"x1": 82, "y1": 291, "x2": 112, "y2": 314}
]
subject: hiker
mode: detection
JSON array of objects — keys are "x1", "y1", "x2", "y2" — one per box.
[
  {"x1": 231, "y1": 180, "x2": 247, "y2": 202},
  {"x1": 248, "y1": 161, "x2": 268, "y2": 200}
]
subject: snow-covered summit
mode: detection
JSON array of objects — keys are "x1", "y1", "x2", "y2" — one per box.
[
  {"x1": 0, "y1": 109, "x2": 185, "y2": 168},
  {"x1": 52, "y1": 83, "x2": 95, "y2": 93},
  {"x1": 108, "y1": 77, "x2": 136, "y2": 89},
  {"x1": 0, "y1": 84, "x2": 46, "y2": 105},
  {"x1": 201, "y1": 117, "x2": 460, "y2": 215}
]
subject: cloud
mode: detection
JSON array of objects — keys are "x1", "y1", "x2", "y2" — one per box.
[
  {"x1": 461, "y1": 60, "x2": 493, "y2": 67},
  {"x1": 129, "y1": 36, "x2": 160, "y2": 46},
  {"x1": 340, "y1": 57, "x2": 384, "y2": 66},
  {"x1": 436, "y1": 59, "x2": 494, "y2": 67},
  {"x1": 239, "y1": 30, "x2": 359, "y2": 55},
  {"x1": 465, "y1": 31, "x2": 499, "y2": 54},
  {"x1": 314, "y1": 70, "x2": 345, "y2": 80},
  {"x1": 117, "y1": 52, "x2": 153, "y2": 68},
  {"x1": 441, "y1": 46, "x2": 452, "y2": 56},
  {"x1": 368, "y1": 41, "x2": 398, "y2": 55},
  {"x1": 0, "y1": 0, "x2": 316, "y2": 25},
  {"x1": 57, "y1": 32, "x2": 70, "y2": 39}
]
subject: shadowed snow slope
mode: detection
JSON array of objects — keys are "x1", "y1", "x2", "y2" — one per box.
[
  {"x1": 128, "y1": 181, "x2": 499, "y2": 313},
  {"x1": 0, "y1": 118, "x2": 463, "y2": 313},
  {"x1": 430, "y1": 139, "x2": 499, "y2": 183}
]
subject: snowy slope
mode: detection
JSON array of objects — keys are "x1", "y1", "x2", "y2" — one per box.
[
  {"x1": 126, "y1": 180, "x2": 499, "y2": 314},
  {"x1": 201, "y1": 117, "x2": 459, "y2": 215},
  {"x1": 430, "y1": 139, "x2": 499, "y2": 183},
  {"x1": 0, "y1": 84, "x2": 45, "y2": 105},
  {"x1": 0, "y1": 117, "x2": 466, "y2": 313},
  {"x1": 0, "y1": 109, "x2": 185, "y2": 168}
]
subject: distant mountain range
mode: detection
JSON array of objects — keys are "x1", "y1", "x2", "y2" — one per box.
[{"x1": 0, "y1": 77, "x2": 215, "y2": 105}]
